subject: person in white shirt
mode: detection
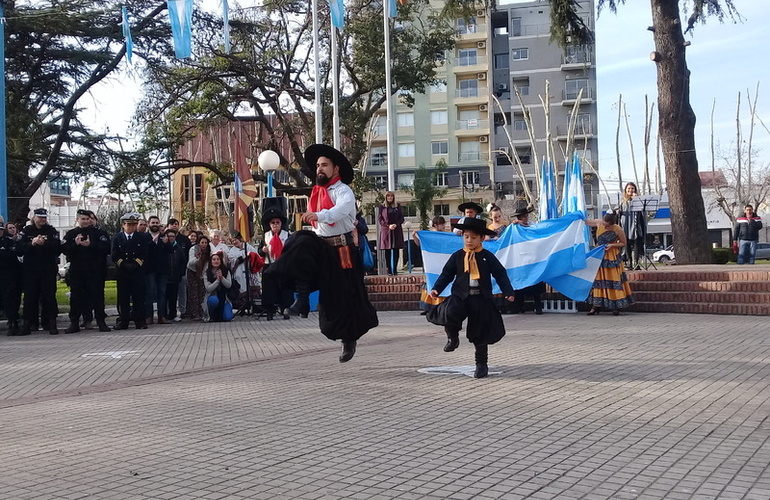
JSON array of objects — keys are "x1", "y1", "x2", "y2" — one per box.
[
  {"x1": 226, "y1": 232, "x2": 257, "y2": 306},
  {"x1": 263, "y1": 145, "x2": 378, "y2": 363},
  {"x1": 259, "y1": 210, "x2": 292, "y2": 320},
  {"x1": 209, "y1": 229, "x2": 229, "y2": 264}
]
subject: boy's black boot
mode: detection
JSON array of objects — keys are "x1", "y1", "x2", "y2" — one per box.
[
  {"x1": 474, "y1": 343, "x2": 488, "y2": 378},
  {"x1": 443, "y1": 330, "x2": 460, "y2": 352},
  {"x1": 284, "y1": 282, "x2": 310, "y2": 318}
]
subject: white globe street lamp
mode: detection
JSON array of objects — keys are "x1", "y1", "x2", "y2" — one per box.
[{"x1": 258, "y1": 150, "x2": 281, "y2": 197}]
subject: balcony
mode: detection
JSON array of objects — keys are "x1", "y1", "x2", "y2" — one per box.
[
  {"x1": 556, "y1": 123, "x2": 594, "y2": 140},
  {"x1": 454, "y1": 86, "x2": 489, "y2": 106},
  {"x1": 561, "y1": 50, "x2": 593, "y2": 70},
  {"x1": 458, "y1": 151, "x2": 490, "y2": 163},
  {"x1": 561, "y1": 86, "x2": 595, "y2": 106},
  {"x1": 455, "y1": 119, "x2": 490, "y2": 137},
  {"x1": 452, "y1": 57, "x2": 488, "y2": 75},
  {"x1": 457, "y1": 21, "x2": 487, "y2": 42}
]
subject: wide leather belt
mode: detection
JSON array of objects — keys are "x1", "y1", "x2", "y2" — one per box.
[{"x1": 322, "y1": 232, "x2": 353, "y2": 248}]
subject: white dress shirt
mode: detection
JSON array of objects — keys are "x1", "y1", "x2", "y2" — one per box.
[{"x1": 313, "y1": 181, "x2": 356, "y2": 237}]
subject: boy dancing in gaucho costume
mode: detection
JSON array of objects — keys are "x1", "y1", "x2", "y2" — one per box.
[
  {"x1": 428, "y1": 217, "x2": 515, "y2": 378},
  {"x1": 263, "y1": 144, "x2": 378, "y2": 362}
]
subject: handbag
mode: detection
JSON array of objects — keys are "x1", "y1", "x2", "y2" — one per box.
[{"x1": 361, "y1": 239, "x2": 374, "y2": 270}]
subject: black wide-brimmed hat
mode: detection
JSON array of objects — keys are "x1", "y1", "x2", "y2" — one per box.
[
  {"x1": 458, "y1": 202, "x2": 484, "y2": 214},
  {"x1": 451, "y1": 216, "x2": 497, "y2": 237},
  {"x1": 304, "y1": 144, "x2": 354, "y2": 185},
  {"x1": 261, "y1": 208, "x2": 288, "y2": 231},
  {"x1": 512, "y1": 205, "x2": 534, "y2": 218}
]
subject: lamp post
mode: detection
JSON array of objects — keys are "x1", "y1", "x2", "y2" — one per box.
[
  {"x1": 258, "y1": 150, "x2": 280, "y2": 197},
  {"x1": 404, "y1": 220, "x2": 413, "y2": 273}
]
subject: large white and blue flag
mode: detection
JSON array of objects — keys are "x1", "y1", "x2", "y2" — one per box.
[
  {"x1": 329, "y1": 0, "x2": 345, "y2": 28},
  {"x1": 539, "y1": 159, "x2": 559, "y2": 221},
  {"x1": 223, "y1": 0, "x2": 231, "y2": 53},
  {"x1": 122, "y1": 6, "x2": 133, "y2": 64},
  {"x1": 561, "y1": 152, "x2": 586, "y2": 217},
  {"x1": 419, "y1": 212, "x2": 601, "y2": 301},
  {"x1": 167, "y1": 0, "x2": 194, "y2": 59}
]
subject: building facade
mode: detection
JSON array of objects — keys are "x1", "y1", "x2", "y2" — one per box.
[{"x1": 365, "y1": 0, "x2": 599, "y2": 220}]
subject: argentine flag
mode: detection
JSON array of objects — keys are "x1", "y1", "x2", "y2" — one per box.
[
  {"x1": 419, "y1": 212, "x2": 604, "y2": 302},
  {"x1": 168, "y1": 0, "x2": 194, "y2": 59}
]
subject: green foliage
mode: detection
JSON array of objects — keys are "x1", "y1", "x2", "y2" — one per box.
[
  {"x1": 404, "y1": 162, "x2": 448, "y2": 229},
  {"x1": 712, "y1": 247, "x2": 731, "y2": 264}
]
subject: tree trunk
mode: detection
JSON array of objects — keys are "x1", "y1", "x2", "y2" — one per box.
[{"x1": 650, "y1": 0, "x2": 712, "y2": 264}]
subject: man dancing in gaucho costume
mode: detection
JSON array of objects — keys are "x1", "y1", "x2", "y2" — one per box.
[{"x1": 264, "y1": 144, "x2": 379, "y2": 362}]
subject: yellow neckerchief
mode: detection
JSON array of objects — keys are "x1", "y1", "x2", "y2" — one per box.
[{"x1": 463, "y1": 244, "x2": 483, "y2": 280}]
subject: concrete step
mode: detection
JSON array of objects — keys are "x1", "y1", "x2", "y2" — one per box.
[
  {"x1": 630, "y1": 301, "x2": 770, "y2": 316},
  {"x1": 627, "y1": 269, "x2": 770, "y2": 282},
  {"x1": 632, "y1": 281, "x2": 770, "y2": 293},
  {"x1": 633, "y1": 290, "x2": 770, "y2": 304}
]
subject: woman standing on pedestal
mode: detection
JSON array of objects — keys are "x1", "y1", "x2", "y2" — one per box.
[{"x1": 378, "y1": 191, "x2": 405, "y2": 275}]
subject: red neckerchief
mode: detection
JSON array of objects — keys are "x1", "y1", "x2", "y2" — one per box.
[
  {"x1": 308, "y1": 176, "x2": 341, "y2": 228},
  {"x1": 269, "y1": 231, "x2": 283, "y2": 259}
]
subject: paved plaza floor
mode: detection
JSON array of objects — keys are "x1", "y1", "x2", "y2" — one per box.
[{"x1": 1, "y1": 310, "x2": 768, "y2": 499}]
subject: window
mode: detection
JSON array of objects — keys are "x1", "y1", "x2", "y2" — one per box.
[
  {"x1": 371, "y1": 146, "x2": 387, "y2": 166},
  {"x1": 372, "y1": 116, "x2": 387, "y2": 135},
  {"x1": 434, "y1": 172, "x2": 448, "y2": 187},
  {"x1": 512, "y1": 48, "x2": 529, "y2": 60},
  {"x1": 565, "y1": 79, "x2": 589, "y2": 100},
  {"x1": 513, "y1": 77, "x2": 529, "y2": 96},
  {"x1": 459, "y1": 141, "x2": 481, "y2": 161},
  {"x1": 457, "y1": 17, "x2": 477, "y2": 35},
  {"x1": 494, "y1": 54, "x2": 509, "y2": 70},
  {"x1": 458, "y1": 79, "x2": 479, "y2": 98},
  {"x1": 576, "y1": 113, "x2": 591, "y2": 133},
  {"x1": 430, "y1": 81, "x2": 447, "y2": 93},
  {"x1": 511, "y1": 17, "x2": 522, "y2": 37},
  {"x1": 398, "y1": 143, "x2": 415, "y2": 157},
  {"x1": 431, "y1": 110, "x2": 448, "y2": 125},
  {"x1": 433, "y1": 203, "x2": 450, "y2": 215},
  {"x1": 431, "y1": 141, "x2": 448, "y2": 155},
  {"x1": 183, "y1": 173, "x2": 203, "y2": 202},
  {"x1": 372, "y1": 175, "x2": 387, "y2": 188},
  {"x1": 397, "y1": 112, "x2": 414, "y2": 127},
  {"x1": 461, "y1": 171, "x2": 480, "y2": 186},
  {"x1": 516, "y1": 147, "x2": 532, "y2": 165},
  {"x1": 398, "y1": 173, "x2": 415, "y2": 188},
  {"x1": 513, "y1": 119, "x2": 527, "y2": 131},
  {"x1": 402, "y1": 204, "x2": 418, "y2": 217},
  {"x1": 458, "y1": 48, "x2": 477, "y2": 66}
]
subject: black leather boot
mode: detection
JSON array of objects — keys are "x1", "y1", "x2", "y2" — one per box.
[
  {"x1": 65, "y1": 322, "x2": 80, "y2": 334},
  {"x1": 284, "y1": 282, "x2": 310, "y2": 318},
  {"x1": 474, "y1": 343, "x2": 488, "y2": 378},
  {"x1": 49, "y1": 318, "x2": 59, "y2": 335},
  {"x1": 96, "y1": 319, "x2": 111, "y2": 332},
  {"x1": 443, "y1": 331, "x2": 460, "y2": 352},
  {"x1": 7, "y1": 322, "x2": 20, "y2": 337},
  {"x1": 339, "y1": 341, "x2": 357, "y2": 363}
]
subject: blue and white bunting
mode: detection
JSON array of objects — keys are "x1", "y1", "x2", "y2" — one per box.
[
  {"x1": 419, "y1": 212, "x2": 600, "y2": 301},
  {"x1": 539, "y1": 159, "x2": 559, "y2": 221},
  {"x1": 121, "y1": 6, "x2": 133, "y2": 64},
  {"x1": 167, "y1": 0, "x2": 194, "y2": 59},
  {"x1": 329, "y1": 0, "x2": 345, "y2": 29}
]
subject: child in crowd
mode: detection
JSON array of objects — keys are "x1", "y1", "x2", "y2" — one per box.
[{"x1": 428, "y1": 217, "x2": 515, "y2": 378}]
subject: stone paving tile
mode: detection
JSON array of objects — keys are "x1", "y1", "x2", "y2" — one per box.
[{"x1": 1, "y1": 312, "x2": 770, "y2": 499}]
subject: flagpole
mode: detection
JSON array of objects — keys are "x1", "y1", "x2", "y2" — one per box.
[
  {"x1": 312, "y1": 0, "x2": 323, "y2": 143},
  {"x1": 0, "y1": 1, "x2": 7, "y2": 220},
  {"x1": 384, "y1": 2, "x2": 395, "y2": 192},
  {"x1": 331, "y1": 27, "x2": 341, "y2": 149}
]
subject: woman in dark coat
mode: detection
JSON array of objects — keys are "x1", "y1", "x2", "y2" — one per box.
[{"x1": 377, "y1": 191, "x2": 405, "y2": 275}]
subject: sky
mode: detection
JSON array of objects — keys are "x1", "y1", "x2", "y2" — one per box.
[{"x1": 81, "y1": 0, "x2": 770, "y2": 189}]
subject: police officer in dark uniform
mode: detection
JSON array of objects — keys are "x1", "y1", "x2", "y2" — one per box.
[
  {"x1": 15, "y1": 208, "x2": 62, "y2": 335},
  {"x1": 62, "y1": 209, "x2": 112, "y2": 333},
  {"x1": 1, "y1": 222, "x2": 24, "y2": 336},
  {"x1": 111, "y1": 213, "x2": 149, "y2": 330}
]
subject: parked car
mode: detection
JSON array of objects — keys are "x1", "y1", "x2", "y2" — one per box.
[
  {"x1": 652, "y1": 245, "x2": 675, "y2": 264},
  {"x1": 755, "y1": 243, "x2": 770, "y2": 260}
]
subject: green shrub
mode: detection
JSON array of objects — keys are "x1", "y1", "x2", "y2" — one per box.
[{"x1": 712, "y1": 247, "x2": 732, "y2": 264}]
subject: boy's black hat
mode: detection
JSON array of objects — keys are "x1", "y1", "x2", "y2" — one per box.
[
  {"x1": 452, "y1": 216, "x2": 497, "y2": 237},
  {"x1": 512, "y1": 206, "x2": 534, "y2": 218},
  {"x1": 458, "y1": 202, "x2": 484, "y2": 214},
  {"x1": 304, "y1": 144, "x2": 354, "y2": 184}
]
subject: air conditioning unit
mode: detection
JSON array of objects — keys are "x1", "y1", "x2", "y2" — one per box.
[
  {"x1": 496, "y1": 83, "x2": 509, "y2": 91},
  {"x1": 479, "y1": 136, "x2": 489, "y2": 143},
  {"x1": 476, "y1": 9, "x2": 486, "y2": 17},
  {"x1": 477, "y1": 72, "x2": 487, "y2": 80},
  {"x1": 476, "y1": 41, "x2": 486, "y2": 49},
  {"x1": 478, "y1": 104, "x2": 488, "y2": 111}
]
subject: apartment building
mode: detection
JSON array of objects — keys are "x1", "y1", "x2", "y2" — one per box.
[{"x1": 366, "y1": 0, "x2": 599, "y2": 219}]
